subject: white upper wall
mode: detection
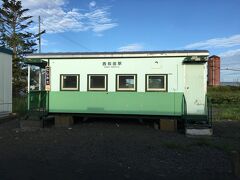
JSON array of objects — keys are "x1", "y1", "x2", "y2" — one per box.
[{"x1": 49, "y1": 57, "x2": 185, "y2": 92}]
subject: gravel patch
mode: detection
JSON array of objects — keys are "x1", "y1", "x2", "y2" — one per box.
[{"x1": 0, "y1": 118, "x2": 238, "y2": 180}]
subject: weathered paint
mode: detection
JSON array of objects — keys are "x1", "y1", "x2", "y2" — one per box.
[
  {"x1": 49, "y1": 92, "x2": 184, "y2": 116},
  {"x1": 0, "y1": 51, "x2": 12, "y2": 113}
]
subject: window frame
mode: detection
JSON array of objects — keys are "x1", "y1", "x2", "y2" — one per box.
[
  {"x1": 87, "y1": 74, "x2": 108, "y2": 91},
  {"x1": 60, "y1": 74, "x2": 80, "y2": 91},
  {"x1": 116, "y1": 74, "x2": 137, "y2": 92},
  {"x1": 145, "y1": 74, "x2": 168, "y2": 92}
]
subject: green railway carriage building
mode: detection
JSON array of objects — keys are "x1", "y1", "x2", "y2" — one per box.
[{"x1": 25, "y1": 50, "x2": 211, "y2": 127}]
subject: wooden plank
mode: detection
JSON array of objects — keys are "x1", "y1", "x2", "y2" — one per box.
[
  {"x1": 55, "y1": 115, "x2": 73, "y2": 127},
  {"x1": 160, "y1": 119, "x2": 177, "y2": 132}
]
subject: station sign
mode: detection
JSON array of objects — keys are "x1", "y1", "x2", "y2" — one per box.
[
  {"x1": 45, "y1": 66, "x2": 51, "y2": 91},
  {"x1": 102, "y1": 61, "x2": 122, "y2": 68}
]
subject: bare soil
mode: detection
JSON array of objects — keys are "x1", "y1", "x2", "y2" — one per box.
[{"x1": 0, "y1": 118, "x2": 239, "y2": 180}]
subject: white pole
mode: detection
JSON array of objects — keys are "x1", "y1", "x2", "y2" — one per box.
[
  {"x1": 27, "y1": 65, "x2": 31, "y2": 110},
  {"x1": 39, "y1": 16, "x2": 41, "y2": 53},
  {"x1": 27, "y1": 65, "x2": 30, "y2": 93},
  {"x1": 39, "y1": 68, "x2": 41, "y2": 91}
]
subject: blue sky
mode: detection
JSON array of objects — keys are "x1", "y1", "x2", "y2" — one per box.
[{"x1": 14, "y1": 0, "x2": 240, "y2": 81}]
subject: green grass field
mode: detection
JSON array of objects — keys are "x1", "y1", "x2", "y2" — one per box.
[{"x1": 208, "y1": 86, "x2": 240, "y2": 120}]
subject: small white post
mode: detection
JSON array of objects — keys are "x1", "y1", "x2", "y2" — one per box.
[
  {"x1": 39, "y1": 68, "x2": 41, "y2": 91},
  {"x1": 27, "y1": 65, "x2": 30, "y2": 93},
  {"x1": 27, "y1": 65, "x2": 31, "y2": 110}
]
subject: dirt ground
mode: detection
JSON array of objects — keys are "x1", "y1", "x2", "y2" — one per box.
[{"x1": 0, "y1": 118, "x2": 239, "y2": 180}]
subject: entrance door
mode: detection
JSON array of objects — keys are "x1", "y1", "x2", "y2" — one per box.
[{"x1": 184, "y1": 64, "x2": 206, "y2": 115}]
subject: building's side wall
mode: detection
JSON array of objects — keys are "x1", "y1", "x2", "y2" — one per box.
[
  {"x1": 47, "y1": 57, "x2": 206, "y2": 116},
  {"x1": 0, "y1": 52, "x2": 12, "y2": 113}
]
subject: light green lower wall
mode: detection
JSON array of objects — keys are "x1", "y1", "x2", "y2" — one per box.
[{"x1": 49, "y1": 92, "x2": 185, "y2": 116}]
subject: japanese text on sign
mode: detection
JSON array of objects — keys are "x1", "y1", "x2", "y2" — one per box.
[
  {"x1": 45, "y1": 66, "x2": 51, "y2": 91},
  {"x1": 102, "y1": 61, "x2": 122, "y2": 68}
]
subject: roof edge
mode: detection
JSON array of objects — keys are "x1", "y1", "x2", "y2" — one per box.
[
  {"x1": 26, "y1": 50, "x2": 209, "y2": 59},
  {"x1": 0, "y1": 47, "x2": 13, "y2": 55}
]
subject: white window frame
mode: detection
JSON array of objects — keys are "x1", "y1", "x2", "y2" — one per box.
[
  {"x1": 88, "y1": 74, "x2": 107, "y2": 91},
  {"x1": 60, "y1": 74, "x2": 79, "y2": 91},
  {"x1": 146, "y1": 74, "x2": 167, "y2": 91},
  {"x1": 116, "y1": 74, "x2": 137, "y2": 91}
]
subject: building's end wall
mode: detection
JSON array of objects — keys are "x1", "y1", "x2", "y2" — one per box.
[
  {"x1": 184, "y1": 63, "x2": 207, "y2": 115},
  {"x1": 0, "y1": 52, "x2": 12, "y2": 113}
]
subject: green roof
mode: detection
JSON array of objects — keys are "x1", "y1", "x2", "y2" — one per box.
[
  {"x1": 0, "y1": 47, "x2": 13, "y2": 55},
  {"x1": 24, "y1": 58, "x2": 47, "y2": 68}
]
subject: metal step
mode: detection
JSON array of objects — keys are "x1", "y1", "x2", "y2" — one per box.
[
  {"x1": 184, "y1": 114, "x2": 212, "y2": 136},
  {"x1": 185, "y1": 123, "x2": 211, "y2": 129},
  {"x1": 185, "y1": 127, "x2": 213, "y2": 136},
  {"x1": 185, "y1": 122, "x2": 213, "y2": 136},
  {"x1": 183, "y1": 115, "x2": 208, "y2": 121},
  {"x1": 183, "y1": 114, "x2": 211, "y2": 126}
]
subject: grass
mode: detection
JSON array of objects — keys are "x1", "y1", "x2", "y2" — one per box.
[
  {"x1": 213, "y1": 104, "x2": 240, "y2": 120},
  {"x1": 208, "y1": 86, "x2": 240, "y2": 120}
]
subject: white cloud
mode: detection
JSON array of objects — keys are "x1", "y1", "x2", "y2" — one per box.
[
  {"x1": 219, "y1": 49, "x2": 240, "y2": 67},
  {"x1": 89, "y1": 1, "x2": 96, "y2": 8},
  {"x1": 183, "y1": 35, "x2": 240, "y2": 81},
  {"x1": 118, "y1": 43, "x2": 144, "y2": 52},
  {"x1": 218, "y1": 49, "x2": 240, "y2": 82},
  {"x1": 20, "y1": 0, "x2": 117, "y2": 34},
  {"x1": 22, "y1": 0, "x2": 65, "y2": 9},
  {"x1": 219, "y1": 48, "x2": 240, "y2": 58},
  {"x1": 41, "y1": 38, "x2": 49, "y2": 46},
  {"x1": 184, "y1": 34, "x2": 240, "y2": 49}
]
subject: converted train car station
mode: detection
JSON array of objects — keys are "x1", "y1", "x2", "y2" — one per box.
[{"x1": 25, "y1": 50, "x2": 212, "y2": 134}]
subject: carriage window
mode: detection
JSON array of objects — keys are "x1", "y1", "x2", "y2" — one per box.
[
  {"x1": 146, "y1": 74, "x2": 167, "y2": 91},
  {"x1": 116, "y1": 74, "x2": 136, "y2": 91},
  {"x1": 88, "y1": 74, "x2": 107, "y2": 91},
  {"x1": 60, "y1": 74, "x2": 79, "y2": 91}
]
